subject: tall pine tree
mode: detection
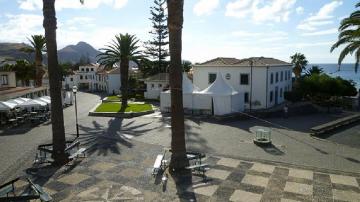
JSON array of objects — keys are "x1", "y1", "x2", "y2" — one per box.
[{"x1": 145, "y1": 0, "x2": 169, "y2": 74}]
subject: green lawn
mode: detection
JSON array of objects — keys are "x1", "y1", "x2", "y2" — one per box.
[
  {"x1": 95, "y1": 103, "x2": 153, "y2": 113},
  {"x1": 106, "y1": 95, "x2": 121, "y2": 101}
]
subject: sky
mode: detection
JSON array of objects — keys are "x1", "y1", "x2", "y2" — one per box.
[{"x1": 0, "y1": 0, "x2": 357, "y2": 64}]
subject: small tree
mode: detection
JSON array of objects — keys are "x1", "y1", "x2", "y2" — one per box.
[{"x1": 144, "y1": 0, "x2": 169, "y2": 74}]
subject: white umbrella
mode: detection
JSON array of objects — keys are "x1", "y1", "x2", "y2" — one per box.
[
  {"x1": 7, "y1": 98, "x2": 25, "y2": 105},
  {"x1": 18, "y1": 97, "x2": 31, "y2": 102},
  {"x1": 0, "y1": 101, "x2": 17, "y2": 112},
  {"x1": 37, "y1": 97, "x2": 51, "y2": 104},
  {"x1": 18, "y1": 99, "x2": 47, "y2": 109}
]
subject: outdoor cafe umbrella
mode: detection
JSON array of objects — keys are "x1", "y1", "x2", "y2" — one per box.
[
  {"x1": 7, "y1": 98, "x2": 25, "y2": 105},
  {"x1": 37, "y1": 97, "x2": 51, "y2": 104},
  {"x1": 0, "y1": 101, "x2": 17, "y2": 112},
  {"x1": 18, "y1": 99, "x2": 47, "y2": 109}
]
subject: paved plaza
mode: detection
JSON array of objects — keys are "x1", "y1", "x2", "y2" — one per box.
[
  {"x1": 14, "y1": 140, "x2": 360, "y2": 201},
  {"x1": 1, "y1": 92, "x2": 360, "y2": 201}
]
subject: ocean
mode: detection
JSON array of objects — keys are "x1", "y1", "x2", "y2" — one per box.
[{"x1": 307, "y1": 63, "x2": 360, "y2": 90}]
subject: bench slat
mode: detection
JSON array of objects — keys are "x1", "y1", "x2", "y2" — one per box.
[
  {"x1": 186, "y1": 164, "x2": 209, "y2": 170},
  {"x1": 153, "y1": 155, "x2": 163, "y2": 169},
  {"x1": 0, "y1": 185, "x2": 13, "y2": 197},
  {"x1": 69, "y1": 148, "x2": 86, "y2": 159}
]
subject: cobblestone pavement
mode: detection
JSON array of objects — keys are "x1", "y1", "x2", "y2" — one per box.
[{"x1": 15, "y1": 140, "x2": 360, "y2": 202}]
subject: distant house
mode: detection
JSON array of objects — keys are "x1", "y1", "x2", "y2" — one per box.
[
  {"x1": 193, "y1": 57, "x2": 292, "y2": 109},
  {"x1": 143, "y1": 73, "x2": 169, "y2": 99},
  {"x1": 58, "y1": 62, "x2": 138, "y2": 95},
  {"x1": 0, "y1": 71, "x2": 16, "y2": 88},
  {"x1": 1, "y1": 71, "x2": 48, "y2": 101}
]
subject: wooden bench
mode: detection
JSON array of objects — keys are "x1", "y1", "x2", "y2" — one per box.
[
  {"x1": 0, "y1": 177, "x2": 52, "y2": 202},
  {"x1": 186, "y1": 164, "x2": 210, "y2": 179},
  {"x1": 28, "y1": 178, "x2": 52, "y2": 202},
  {"x1": 152, "y1": 150, "x2": 167, "y2": 177},
  {"x1": 68, "y1": 147, "x2": 86, "y2": 161},
  {"x1": 35, "y1": 140, "x2": 81, "y2": 164},
  {"x1": 311, "y1": 114, "x2": 360, "y2": 135}
]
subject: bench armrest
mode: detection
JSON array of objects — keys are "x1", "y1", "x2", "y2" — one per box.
[{"x1": 0, "y1": 177, "x2": 19, "y2": 190}]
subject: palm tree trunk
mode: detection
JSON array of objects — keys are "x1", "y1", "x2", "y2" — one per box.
[
  {"x1": 120, "y1": 57, "x2": 129, "y2": 108},
  {"x1": 43, "y1": 0, "x2": 68, "y2": 165},
  {"x1": 35, "y1": 52, "x2": 43, "y2": 87},
  {"x1": 167, "y1": 0, "x2": 188, "y2": 172}
]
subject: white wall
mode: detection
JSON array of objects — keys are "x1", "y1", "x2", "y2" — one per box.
[
  {"x1": 193, "y1": 65, "x2": 292, "y2": 109},
  {"x1": 107, "y1": 74, "x2": 121, "y2": 95},
  {"x1": 0, "y1": 72, "x2": 16, "y2": 88},
  {"x1": 144, "y1": 81, "x2": 168, "y2": 99}
]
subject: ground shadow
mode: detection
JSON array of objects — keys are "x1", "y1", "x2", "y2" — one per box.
[
  {"x1": 170, "y1": 168, "x2": 197, "y2": 201},
  {"x1": 78, "y1": 119, "x2": 156, "y2": 157},
  {"x1": 260, "y1": 144, "x2": 285, "y2": 156}
]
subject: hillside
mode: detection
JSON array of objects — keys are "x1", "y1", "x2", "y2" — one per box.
[
  {"x1": 0, "y1": 41, "x2": 101, "y2": 64},
  {"x1": 0, "y1": 43, "x2": 34, "y2": 62},
  {"x1": 58, "y1": 41, "x2": 101, "y2": 64}
]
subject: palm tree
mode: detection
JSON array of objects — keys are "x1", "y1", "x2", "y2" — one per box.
[
  {"x1": 290, "y1": 53, "x2": 308, "y2": 78},
  {"x1": 331, "y1": 1, "x2": 360, "y2": 73},
  {"x1": 167, "y1": 0, "x2": 188, "y2": 172},
  {"x1": 97, "y1": 34, "x2": 142, "y2": 108},
  {"x1": 28, "y1": 35, "x2": 46, "y2": 86},
  {"x1": 42, "y1": 0, "x2": 68, "y2": 165},
  {"x1": 306, "y1": 65, "x2": 324, "y2": 76}
]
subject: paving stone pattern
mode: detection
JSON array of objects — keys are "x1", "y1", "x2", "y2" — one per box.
[{"x1": 27, "y1": 152, "x2": 360, "y2": 202}]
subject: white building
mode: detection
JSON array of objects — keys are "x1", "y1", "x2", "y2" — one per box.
[
  {"x1": 193, "y1": 57, "x2": 292, "y2": 110},
  {"x1": 0, "y1": 71, "x2": 16, "y2": 88},
  {"x1": 143, "y1": 73, "x2": 169, "y2": 99},
  {"x1": 57, "y1": 62, "x2": 138, "y2": 95}
]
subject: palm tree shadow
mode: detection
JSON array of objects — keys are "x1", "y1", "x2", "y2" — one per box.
[{"x1": 77, "y1": 119, "x2": 155, "y2": 157}]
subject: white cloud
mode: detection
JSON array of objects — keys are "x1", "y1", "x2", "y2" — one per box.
[
  {"x1": 292, "y1": 41, "x2": 333, "y2": 48},
  {"x1": 0, "y1": 14, "x2": 43, "y2": 43},
  {"x1": 225, "y1": 0, "x2": 296, "y2": 23},
  {"x1": 230, "y1": 30, "x2": 288, "y2": 42},
  {"x1": 302, "y1": 28, "x2": 338, "y2": 36},
  {"x1": 18, "y1": 0, "x2": 128, "y2": 11},
  {"x1": 297, "y1": 1, "x2": 342, "y2": 31},
  {"x1": 296, "y1": 6, "x2": 304, "y2": 14},
  {"x1": 193, "y1": 0, "x2": 219, "y2": 16},
  {"x1": 0, "y1": 13, "x2": 146, "y2": 50}
]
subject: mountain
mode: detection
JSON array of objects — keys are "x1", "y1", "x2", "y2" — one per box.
[
  {"x1": 0, "y1": 43, "x2": 34, "y2": 63},
  {"x1": 58, "y1": 41, "x2": 101, "y2": 64},
  {"x1": 0, "y1": 41, "x2": 101, "y2": 64}
]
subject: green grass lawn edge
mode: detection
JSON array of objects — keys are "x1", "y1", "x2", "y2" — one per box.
[{"x1": 95, "y1": 103, "x2": 153, "y2": 113}]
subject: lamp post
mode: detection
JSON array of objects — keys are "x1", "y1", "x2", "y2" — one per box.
[{"x1": 72, "y1": 86, "x2": 79, "y2": 138}]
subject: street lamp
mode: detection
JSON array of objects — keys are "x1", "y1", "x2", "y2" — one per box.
[{"x1": 72, "y1": 86, "x2": 79, "y2": 138}]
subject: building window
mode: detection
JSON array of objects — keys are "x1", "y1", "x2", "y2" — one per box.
[
  {"x1": 85, "y1": 75, "x2": 87, "y2": 79},
  {"x1": 159, "y1": 84, "x2": 162, "y2": 88},
  {"x1": 86, "y1": 68, "x2": 89, "y2": 72},
  {"x1": 151, "y1": 84, "x2": 154, "y2": 88},
  {"x1": 70, "y1": 78, "x2": 73, "y2": 82},
  {"x1": 270, "y1": 91, "x2": 273, "y2": 103},
  {"x1": 244, "y1": 92, "x2": 249, "y2": 103},
  {"x1": 91, "y1": 68, "x2": 94, "y2": 71},
  {"x1": 225, "y1": 73, "x2": 231, "y2": 80},
  {"x1": 288, "y1": 71, "x2": 291, "y2": 80},
  {"x1": 81, "y1": 68, "x2": 84, "y2": 71},
  {"x1": 280, "y1": 88, "x2": 283, "y2": 97},
  {"x1": 275, "y1": 72, "x2": 279, "y2": 83},
  {"x1": 240, "y1": 74, "x2": 249, "y2": 85},
  {"x1": 1, "y1": 75, "x2": 8, "y2": 85},
  {"x1": 280, "y1": 71, "x2": 283, "y2": 81},
  {"x1": 80, "y1": 75, "x2": 83, "y2": 80},
  {"x1": 208, "y1": 73, "x2": 216, "y2": 84},
  {"x1": 270, "y1": 73, "x2": 274, "y2": 84}
]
